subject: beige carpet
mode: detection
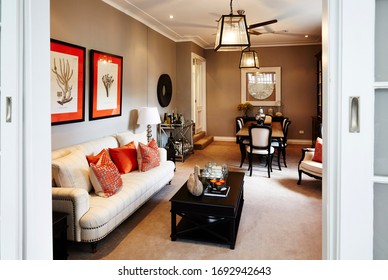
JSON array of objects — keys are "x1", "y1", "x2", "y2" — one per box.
[{"x1": 67, "y1": 141, "x2": 322, "y2": 260}]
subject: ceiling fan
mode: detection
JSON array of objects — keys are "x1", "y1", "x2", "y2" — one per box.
[{"x1": 236, "y1": 9, "x2": 278, "y2": 36}]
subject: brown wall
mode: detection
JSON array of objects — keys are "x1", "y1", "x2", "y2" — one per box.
[
  {"x1": 51, "y1": 0, "x2": 321, "y2": 149},
  {"x1": 205, "y1": 45, "x2": 322, "y2": 141}
]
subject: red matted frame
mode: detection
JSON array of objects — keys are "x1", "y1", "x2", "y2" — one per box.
[
  {"x1": 50, "y1": 39, "x2": 86, "y2": 125},
  {"x1": 89, "y1": 50, "x2": 123, "y2": 120}
]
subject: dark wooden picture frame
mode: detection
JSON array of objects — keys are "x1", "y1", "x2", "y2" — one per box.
[
  {"x1": 89, "y1": 50, "x2": 123, "y2": 120},
  {"x1": 50, "y1": 39, "x2": 86, "y2": 125}
]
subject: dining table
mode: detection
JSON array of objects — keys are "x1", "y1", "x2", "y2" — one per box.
[
  {"x1": 236, "y1": 120, "x2": 285, "y2": 169},
  {"x1": 236, "y1": 121, "x2": 284, "y2": 139}
]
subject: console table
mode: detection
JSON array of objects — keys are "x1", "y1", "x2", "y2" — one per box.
[{"x1": 158, "y1": 122, "x2": 194, "y2": 162}]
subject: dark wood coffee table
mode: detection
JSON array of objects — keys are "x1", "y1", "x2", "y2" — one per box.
[{"x1": 170, "y1": 171, "x2": 244, "y2": 249}]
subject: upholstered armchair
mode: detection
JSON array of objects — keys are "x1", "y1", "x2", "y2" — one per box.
[{"x1": 297, "y1": 138, "x2": 322, "y2": 184}]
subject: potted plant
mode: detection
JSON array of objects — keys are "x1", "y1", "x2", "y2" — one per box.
[{"x1": 237, "y1": 102, "x2": 253, "y2": 117}]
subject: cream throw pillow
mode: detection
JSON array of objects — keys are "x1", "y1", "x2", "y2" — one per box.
[{"x1": 52, "y1": 149, "x2": 92, "y2": 192}]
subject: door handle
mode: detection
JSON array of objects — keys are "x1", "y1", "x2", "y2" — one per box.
[
  {"x1": 349, "y1": 96, "x2": 360, "y2": 133},
  {"x1": 6, "y1": 96, "x2": 12, "y2": 123}
]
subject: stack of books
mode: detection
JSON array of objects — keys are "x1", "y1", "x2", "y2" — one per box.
[{"x1": 203, "y1": 186, "x2": 230, "y2": 197}]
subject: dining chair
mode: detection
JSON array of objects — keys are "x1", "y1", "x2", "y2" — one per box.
[
  {"x1": 246, "y1": 125, "x2": 274, "y2": 178},
  {"x1": 239, "y1": 117, "x2": 245, "y2": 126},
  {"x1": 264, "y1": 114, "x2": 272, "y2": 125},
  {"x1": 271, "y1": 120, "x2": 291, "y2": 168},
  {"x1": 237, "y1": 119, "x2": 250, "y2": 167}
]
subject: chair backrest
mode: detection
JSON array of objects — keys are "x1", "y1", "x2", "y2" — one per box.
[
  {"x1": 236, "y1": 119, "x2": 243, "y2": 130},
  {"x1": 282, "y1": 117, "x2": 288, "y2": 129},
  {"x1": 283, "y1": 120, "x2": 291, "y2": 139},
  {"x1": 264, "y1": 114, "x2": 272, "y2": 124},
  {"x1": 249, "y1": 125, "x2": 272, "y2": 150},
  {"x1": 239, "y1": 117, "x2": 245, "y2": 126}
]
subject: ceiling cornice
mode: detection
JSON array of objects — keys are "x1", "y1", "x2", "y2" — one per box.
[
  {"x1": 102, "y1": 0, "x2": 208, "y2": 48},
  {"x1": 102, "y1": 0, "x2": 321, "y2": 50}
]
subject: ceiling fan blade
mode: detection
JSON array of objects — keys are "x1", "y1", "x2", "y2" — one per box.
[
  {"x1": 248, "y1": 19, "x2": 278, "y2": 29},
  {"x1": 248, "y1": 30, "x2": 262, "y2": 35}
]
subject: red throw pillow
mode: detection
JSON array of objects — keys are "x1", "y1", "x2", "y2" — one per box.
[
  {"x1": 86, "y1": 149, "x2": 109, "y2": 165},
  {"x1": 109, "y1": 146, "x2": 138, "y2": 174},
  {"x1": 139, "y1": 138, "x2": 160, "y2": 172},
  {"x1": 89, "y1": 151, "x2": 123, "y2": 197},
  {"x1": 312, "y1": 137, "x2": 323, "y2": 163}
]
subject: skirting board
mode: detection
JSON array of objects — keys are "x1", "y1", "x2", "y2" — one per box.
[{"x1": 213, "y1": 136, "x2": 312, "y2": 146}]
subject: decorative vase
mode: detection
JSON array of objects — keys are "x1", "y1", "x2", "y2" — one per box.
[{"x1": 187, "y1": 165, "x2": 203, "y2": 196}]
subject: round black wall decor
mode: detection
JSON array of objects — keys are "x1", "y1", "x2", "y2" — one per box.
[{"x1": 157, "y1": 74, "x2": 172, "y2": 107}]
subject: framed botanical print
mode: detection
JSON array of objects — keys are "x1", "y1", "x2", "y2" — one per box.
[
  {"x1": 241, "y1": 67, "x2": 281, "y2": 106},
  {"x1": 89, "y1": 50, "x2": 123, "y2": 120},
  {"x1": 50, "y1": 39, "x2": 86, "y2": 125}
]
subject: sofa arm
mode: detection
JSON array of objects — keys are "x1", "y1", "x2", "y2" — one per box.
[
  {"x1": 158, "y1": 147, "x2": 167, "y2": 162},
  {"x1": 52, "y1": 187, "x2": 90, "y2": 242}
]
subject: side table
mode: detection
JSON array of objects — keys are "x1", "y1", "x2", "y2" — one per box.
[{"x1": 52, "y1": 211, "x2": 68, "y2": 260}]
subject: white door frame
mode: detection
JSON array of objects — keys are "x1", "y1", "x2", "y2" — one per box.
[
  {"x1": 323, "y1": 0, "x2": 375, "y2": 259},
  {"x1": 191, "y1": 53, "x2": 207, "y2": 134}
]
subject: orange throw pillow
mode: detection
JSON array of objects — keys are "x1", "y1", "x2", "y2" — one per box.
[
  {"x1": 89, "y1": 151, "x2": 123, "y2": 197},
  {"x1": 312, "y1": 137, "x2": 323, "y2": 163},
  {"x1": 86, "y1": 149, "x2": 109, "y2": 165},
  {"x1": 123, "y1": 141, "x2": 137, "y2": 149},
  {"x1": 109, "y1": 146, "x2": 138, "y2": 174},
  {"x1": 139, "y1": 138, "x2": 160, "y2": 172}
]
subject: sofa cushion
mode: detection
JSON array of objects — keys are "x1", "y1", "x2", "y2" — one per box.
[
  {"x1": 300, "y1": 159, "x2": 322, "y2": 176},
  {"x1": 52, "y1": 149, "x2": 92, "y2": 192},
  {"x1": 139, "y1": 139, "x2": 160, "y2": 172},
  {"x1": 79, "y1": 161, "x2": 175, "y2": 231},
  {"x1": 108, "y1": 146, "x2": 138, "y2": 174},
  {"x1": 90, "y1": 151, "x2": 123, "y2": 197},
  {"x1": 115, "y1": 130, "x2": 147, "y2": 148}
]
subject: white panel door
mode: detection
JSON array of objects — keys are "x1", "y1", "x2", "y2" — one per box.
[
  {"x1": 191, "y1": 53, "x2": 206, "y2": 134},
  {"x1": 0, "y1": 0, "x2": 23, "y2": 259},
  {"x1": 1, "y1": 0, "x2": 52, "y2": 260},
  {"x1": 324, "y1": 0, "x2": 386, "y2": 259}
]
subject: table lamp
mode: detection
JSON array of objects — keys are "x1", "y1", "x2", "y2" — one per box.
[{"x1": 137, "y1": 107, "x2": 161, "y2": 143}]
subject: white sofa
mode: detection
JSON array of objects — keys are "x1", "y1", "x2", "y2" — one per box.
[{"x1": 51, "y1": 130, "x2": 175, "y2": 252}]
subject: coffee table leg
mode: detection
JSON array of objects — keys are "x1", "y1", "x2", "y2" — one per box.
[
  {"x1": 170, "y1": 209, "x2": 177, "y2": 241},
  {"x1": 230, "y1": 218, "x2": 236, "y2": 249}
]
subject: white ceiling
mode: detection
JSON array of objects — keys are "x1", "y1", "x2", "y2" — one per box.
[{"x1": 102, "y1": 0, "x2": 322, "y2": 49}]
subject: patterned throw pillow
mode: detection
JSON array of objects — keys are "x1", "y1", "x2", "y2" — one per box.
[
  {"x1": 312, "y1": 137, "x2": 323, "y2": 163},
  {"x1": 138, "y1": 138, "x2": 160, "y2": 172},
  {"x1": 89, "y1": 151, "x2": 123, "y2": 197}
]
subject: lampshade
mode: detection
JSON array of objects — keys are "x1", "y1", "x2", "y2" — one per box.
[
  {"x1": 214, "y1": 0, "x2": 250, "y2": 52},
  {"x1": 239, "y1": 49, "x2": 260, "y2": 69},
  {"x1": 137, "y1": 107, "x2": 161, "y2": 125}
]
